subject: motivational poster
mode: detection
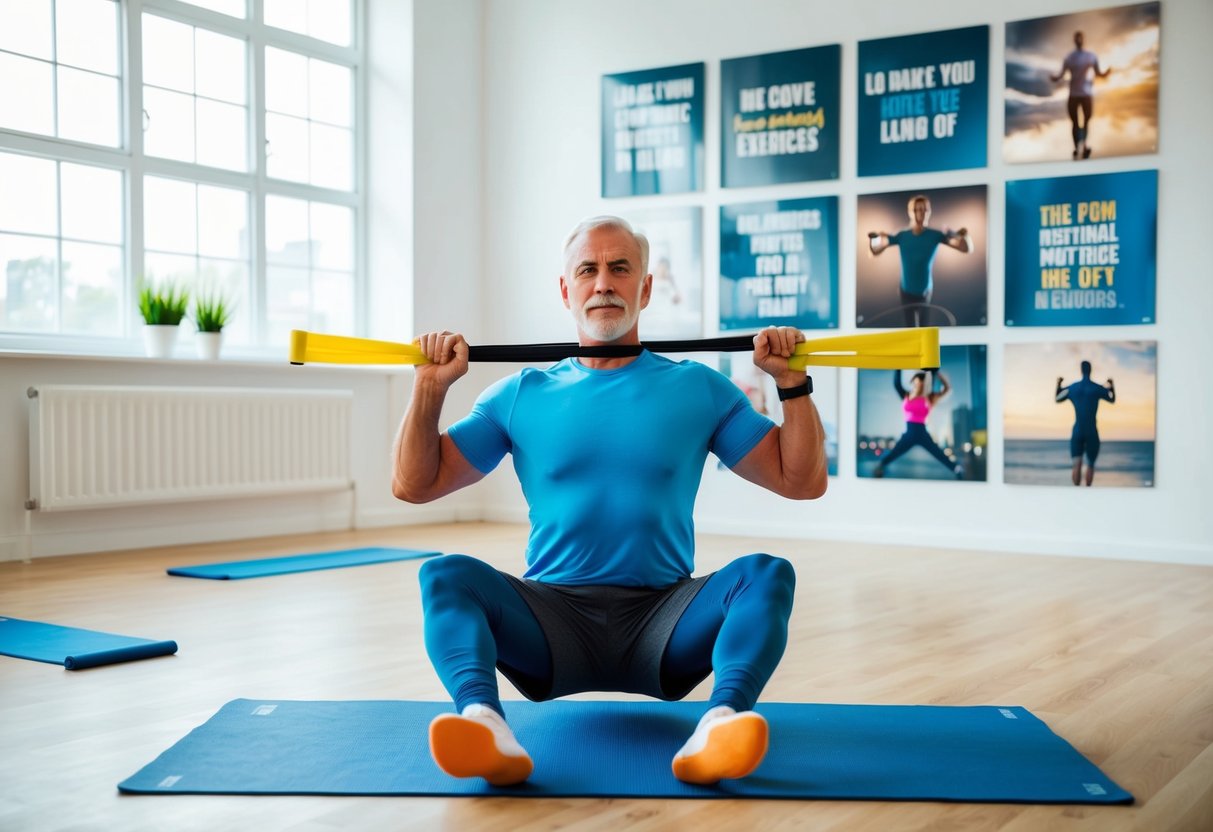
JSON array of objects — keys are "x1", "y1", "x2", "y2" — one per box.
[
  {"x1": 601, "y1": 63, "x2": 705, "y2": 197},
  {"x1": 719, "y1": 197, "x2": 838, "y2": 331},
  {"x1": 721, "y1": 46, "x2": 840, "y2": 187},
  {"x1": 1005, "y1": 170, "x2": 1156, "y2": 326},
  {"x1": 858, "y1": 26, "x2": 989, "y2": 176}
]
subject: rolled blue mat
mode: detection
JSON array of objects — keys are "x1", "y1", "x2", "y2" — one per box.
[
  {"x1": 168, "y1": 547, "x2": 441, "y2": 580},
  {"x1": 0, "y1": 616, "x2": 177, "y2": 670}
]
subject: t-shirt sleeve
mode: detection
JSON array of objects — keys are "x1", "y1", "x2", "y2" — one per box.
[
  {"x1": 702, "y1": 366, "x2": 777, "y2": 468},
  {"x1": 445, "y1": 373, "x2": 520, "y2": 475},
  {"x1": 888, "y1": 230, "x2": 904, "y2": 248}
]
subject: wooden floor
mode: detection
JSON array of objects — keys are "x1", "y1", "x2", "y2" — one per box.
[{"x1": 2, "y1": 522, "x2": 1211, "y2": 832}]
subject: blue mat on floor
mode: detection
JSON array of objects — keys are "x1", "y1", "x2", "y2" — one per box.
[
  {"x1": 117, "y1": 699, "x2": 1132, "y2": 803},
  {"x1": 167, "y1": 547, "x2": 441, "y2": 580},
  {"x1": 0, "y1": 616, "x2": 177, "y2": 670}
]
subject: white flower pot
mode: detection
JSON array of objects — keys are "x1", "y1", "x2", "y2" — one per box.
[
  {"x1": 143, "y1": 324, "x2": 180, "y2": 358},
  {"x1": 196, "y1": 331, "x2": 224, "y2": 360}
]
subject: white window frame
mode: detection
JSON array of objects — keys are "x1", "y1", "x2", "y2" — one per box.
[{"x1": 0, "y1": 0, "x2": 366, "y2": 359}]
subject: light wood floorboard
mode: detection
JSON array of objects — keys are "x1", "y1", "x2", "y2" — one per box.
[{"x1": 1, "y1": 522, "x2": 1210, "y2": 831}]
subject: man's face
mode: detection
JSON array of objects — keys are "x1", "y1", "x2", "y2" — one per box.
[
  {"x1": 560, "y1": 225, "x2": 652, "y2": 343},
  {"x1": 1075, "y1": 32, "x2": 1084, "y2": 49},
  {"x1": 910, "y1": 199, "x2": 930, "y2": 226}
]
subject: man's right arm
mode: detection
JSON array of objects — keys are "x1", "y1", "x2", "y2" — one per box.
[{"x1": 391, "y1": 331, "x2": 487, "y2": 504}]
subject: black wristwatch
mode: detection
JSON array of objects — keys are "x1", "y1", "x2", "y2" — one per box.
[{"x1": 776, "y1": 378, "x2": 813, "y2": 400}]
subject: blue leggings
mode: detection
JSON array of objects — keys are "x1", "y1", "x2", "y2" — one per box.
[
  {"x1": 880, "y1": 422, "x2": 954, "y2": 471},
  {"x1": 418, "y1": 553, "x2": 795, "y2": 717}
]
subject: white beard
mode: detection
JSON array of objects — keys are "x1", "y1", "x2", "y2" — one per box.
[{"x1": 574, "y1": 298, "x2": 639, "y2": 342}]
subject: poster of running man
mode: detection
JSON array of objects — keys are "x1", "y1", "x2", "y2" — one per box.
[
  {"x1": 857, "y1": 26, "x2": 989, "y2": 176},
  {"x1": 630, "y1": 206, "x2": 703, "y2": 339},
  {"x1": 1004, "y1": 2, "x2": 1159, "y2": 163},
  {"x1": 856, "y1": 185, "x2": 987, "y2": 328},
  {"x1": 1004, "y1": 341, "x2": 1156, "y2": 487},
  {"x1": 719, "y1": 197, "x2": 838, "y2": 331},
  {"x1": 720, "y1": 45, "x2": 840, "y2": 187},
  {"x1": 602, "y1": 63, "x2": 705, "y2": 197},
  {"x1": 1005, "y1": 170, "x2": 1156, "y2": 327},
  {"x1": 857, "y1": 345, "x2": 987, "y2": 482}
]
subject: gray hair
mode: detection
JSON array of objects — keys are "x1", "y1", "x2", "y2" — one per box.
[{"x1": 562, "y1": 215, "x2": 650, "y2": 276}]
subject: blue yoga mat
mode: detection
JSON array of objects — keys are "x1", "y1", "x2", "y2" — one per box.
[
  {"x1": 167, "y1": 547, "x2": 441, "y2": 580},
  {"x1": 0, "y1": 616, "x2": 177, "y2": 670},
  {"x1": 118, "y1": 699, "x2": 1132, "y2": 803}
]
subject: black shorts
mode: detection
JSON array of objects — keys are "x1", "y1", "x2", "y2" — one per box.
[{"x1": 499, "y1": 574, "x2": 712, "y2": 702}]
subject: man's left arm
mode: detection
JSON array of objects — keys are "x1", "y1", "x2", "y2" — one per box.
[{"x1": 729, "y1": 326, "x2": 829, "y2": 500}]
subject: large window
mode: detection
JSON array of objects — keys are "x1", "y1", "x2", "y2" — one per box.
[{"x1": 0, "y1": 0, "x2": 362, "y2": 354}]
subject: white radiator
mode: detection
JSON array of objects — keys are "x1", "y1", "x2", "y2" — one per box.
[{"x1": 27, "y1": 385, "x2": 353, "y2": 512}]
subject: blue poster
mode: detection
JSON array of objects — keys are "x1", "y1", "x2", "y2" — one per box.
[
  {"x1": 601, "y1": 64, "x2": 704, "y2": 197},
  {"x1": 1005, "y1": 170, "x2": 1156, "y2": 326},
  {"x1": 719, "y1": 197, "x2": 838, "y2": 331},
  {"x1": 721, "y1": 46, "x2": 840, "y2": 188},
  {"x1": 858, "y1": 26, "x2": 989, "y2": 176}
]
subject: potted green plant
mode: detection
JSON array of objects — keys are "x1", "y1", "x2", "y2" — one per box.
[
  {"x1": 193, "y1": 293, "x2": 233, "y2": 360},
  {"x1": 137, "y1": 282, "x2": 190, "y2": 358}
]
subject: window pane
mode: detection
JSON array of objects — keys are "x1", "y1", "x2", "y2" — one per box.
[
  {"x1": 143, "y1": 251, "x2": 197, "y2": 291},
  {"x1": 310, "y1": 203, "x2": 352, "y2": 270},
  {"x1": 195, "y1": 28, "x2": 246, "y2": 105},
  {"x1": 180, "y1": 0, "x2": 246, "y2": 18},
  {"x1": 266, "y1": 264, "x2": 309, "y2": 344},
  {"x1": 61, "y1": 240, "x2": 122, "y2": 335},
  {"x1": 56, "y1": 0, "x2": 119, "y2": 75},
  {"x1": 266, "y1": 113, "x2": 309, "y2": 183},
  {"x1": 142, "y1": 15, "x2": 195, "y2": 93},
  {"x1": 0, "y1": 233, "x2": 57, "y2": 331},
  {"x1": 265, "y1": 196, "x2": 309, "y2": 265},
  {"x1": 0, "y1": 153, "x2": 57, "y2": 235},
  {"x1": 308, "y1": 0, "x2": 351, "y2": 47},
  {"x1": 265, "y1": 48, "x2": 308, "y2": 117},
  {"x1": 0, "y1": 0, "x2": 53, "y2": 60},
  {"x1": 144, "y1": 177, "x2": 197, "y2": 253},
  {"x1": 312, "y1": 269, "x2": 353, "y2": 333},
  {"x1": 309, "y1": 59, "x2": 351, "y2": 127},
  {"x1": 198, "y1": 257, "x2": 249, "y2": 342},
  {"x1": 61, "y1": 163, "x2": 122, "y2": 244},
  {"x1": 310, "y1": 123, "x2": 351, "y2": 191},
  {"x1": 197, "y1": 185, "x2": 248, "y2": 258},
  {"x1": 196, "y1": 98, "x2": 247, "y2": 171},
  {"x1": 0, "y1": 53, "x2": 54, "y2": 136},
  {"x1": 263, "y1": 0, "x2": 304, "y2": 38},
  {"x1": 143, "y1": 87, "x2": 196, "y2": 162},
  {"x1": 58, "y1": 67, "x2": 121, "y2": 147}
]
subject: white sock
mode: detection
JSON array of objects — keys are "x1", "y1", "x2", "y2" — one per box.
[{"x1": 459, "y1": 703, "x2": 529, "y2": 759}]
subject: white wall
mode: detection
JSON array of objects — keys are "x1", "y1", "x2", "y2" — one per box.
[{"x1": 471, "y1": 0, "x2": 1213, "y2": 565}]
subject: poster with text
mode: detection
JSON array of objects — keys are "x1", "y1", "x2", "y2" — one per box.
[
  {"x1": 1005, "y1": 170, "x2": 1155, "y2": 327},
  {"x1": 856, "y1": 185, "x2": 987, "y2": 328},
  {"x1": 1004, "y1": 340, "x2": 1155, "y2": 487},
  {"x1": 630, "y1": 206, "x2": 703, "y2": 339},
  {"x1": 718, "y1": 356, "x2": 839, "y2": 477},
  {"x1": 720, "y1": 197, "x2": 838, "y2": 331},
  {"x1": 721, "y1": 45, "x2": 840, "y2": 188},
  {"x1": 602, "y1": 63, "x2": 705, "y2": 197},
  {"x1": 1005, "y1": 2, "x2": 1159, "y2": 163},
  {"x1": 858, "y1": 26, "x2": 989, "y2": 176},
  {"x1": 857, "y1": 345, "x2": 987, "y2": 482}
]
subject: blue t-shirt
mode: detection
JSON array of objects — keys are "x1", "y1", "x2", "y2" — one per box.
[
  {"x1": 1061, "y1": 378, "x2": 1113, "y2": 434},
  {"x1": 447, "y1": 351, "x2": 775, "y2": 587},
  {"x1": 890, "y1": 228, "x2": 948, "y2": 295}
]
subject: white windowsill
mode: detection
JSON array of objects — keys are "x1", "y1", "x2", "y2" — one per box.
[{"x1": 0, "y1": 344, "x2": 408, "y2": 374}]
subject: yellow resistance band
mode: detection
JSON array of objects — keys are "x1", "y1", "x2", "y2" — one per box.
[{"x1": 290, "y1": 328, "x2": 940, "y2": 371}]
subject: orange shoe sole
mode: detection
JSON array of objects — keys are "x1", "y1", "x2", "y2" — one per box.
[
  {"x1": 428, "y1": 714, "x2": 533, "y2": 786},
  {"x1": 672, "y1": 712, "x2": 769, "y2": 785}
]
